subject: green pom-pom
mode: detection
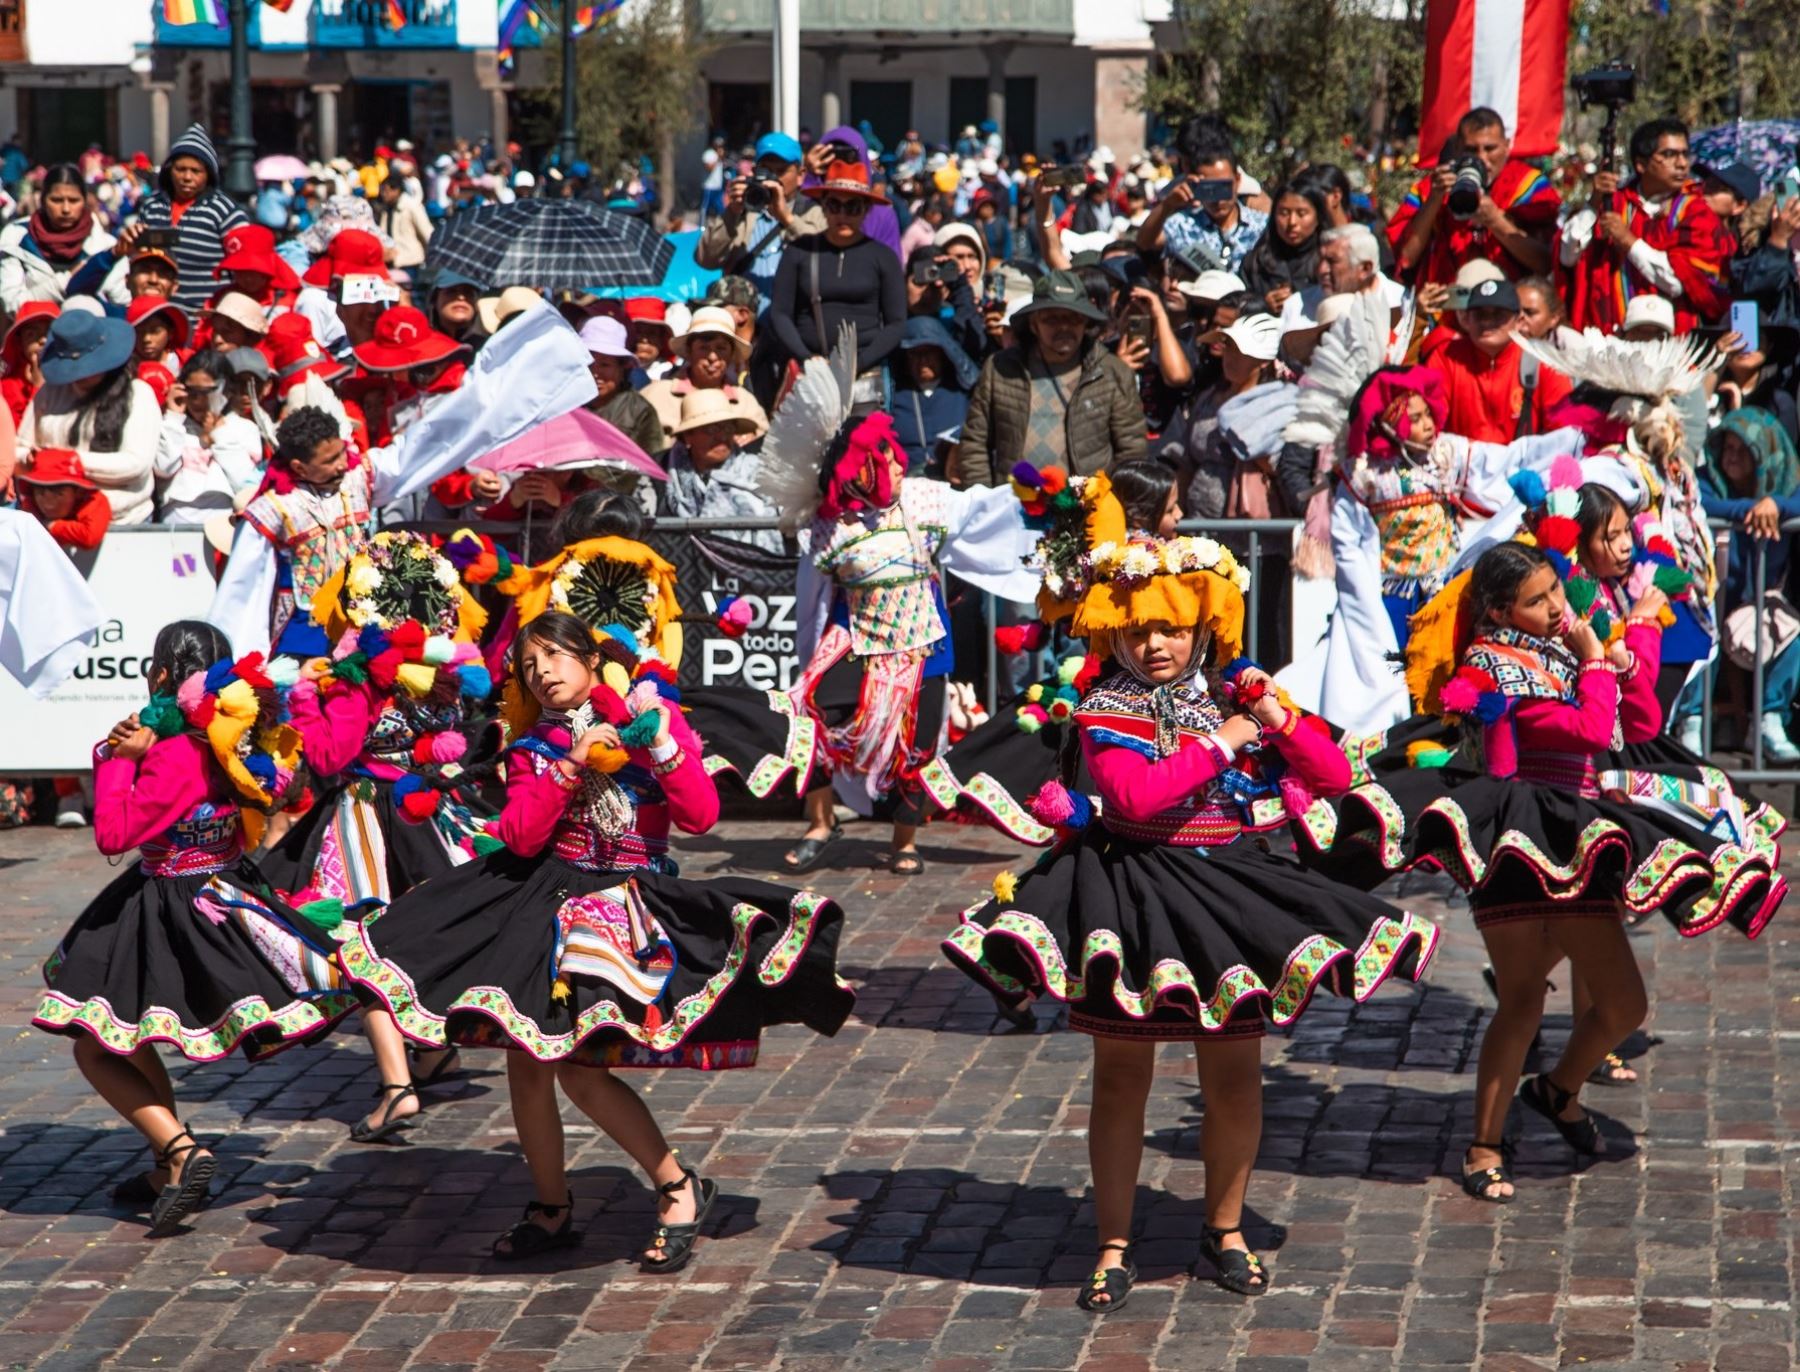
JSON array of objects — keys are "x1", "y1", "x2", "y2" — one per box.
[
  {"x1": 139, "y1": 693, "x2": 186, "y2": 739},
  {"x1": 1057, "y1": 657, "x2": 1082, "y2": 686},
  {"x1": 1049, "y1": 488, "x2": 1079, "y2": 512},
  {"x1": 1652, "y1": 563, "x2": 1694, "y2": 595},
  {"x1": 1565, "y1": 577, "x2": 1599, "y2": 616},
  {"x1": 333, "y1": 653, "x2": 370, "y2": 686},
  {"x1": 619, "y1": 712, "x2": 661, "y2": 748},
  {"x1": 1591, "y1": 608, "x2": 1613, "y2": 641},
  {"x1": 293, "y1": 897, "x2": 345, "y2": 938},
  {"x1": 471, "y1": 833, "x2": 505, "y2": 855}
]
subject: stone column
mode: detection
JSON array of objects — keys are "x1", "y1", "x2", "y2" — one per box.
[
  {"x1": 311, "y1": 83, "x2": 342, "y2": 163},
  {"x1": 147, "y1": 83, "x2": 175, "y2": 165},
  {"x1": 983, "y1": 42, "x2": 1012, "y2": 143},
  {"x1": 1092, "y1": 50, "x2": 1150, "y2": 165},
  {"x1": 489, "y1": 86, "x2": 510, "y2": 151},
  {"x1": 819, "y1": 47, "x2": 843, "y2": 133}
]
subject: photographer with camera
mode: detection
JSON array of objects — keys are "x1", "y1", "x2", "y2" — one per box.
[
  {"x1": 1137, "y1": 120, "x2": 1267, "y2": 274},
  {"x1": 1388, "y1": 108, "x2": 1559, "y2": 287},
  {"x1": 905, "y1": 242, "x2": 990, "y2": 364},
  {"x1": 1557, "y1": 117, "x2": 1733, "y2": 335},
  {"x1": 695, "y1": 133, "x2": 827, "y2": 305}
]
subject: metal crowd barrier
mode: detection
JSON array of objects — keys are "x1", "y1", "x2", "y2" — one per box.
[{"x1": 1698, "y1": 516, "x2": 1800, "y2": 783}]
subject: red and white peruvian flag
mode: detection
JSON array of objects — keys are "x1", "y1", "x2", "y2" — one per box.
[{"x1": 1417, "y1": 0, "x2": 1570, "y2": 164}]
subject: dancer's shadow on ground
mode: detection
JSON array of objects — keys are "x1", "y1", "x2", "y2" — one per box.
[
  {"x1": 809, "y1": 1165, "x2": 1286, "y2": 1288},
  {"x1": 241, "y1": 1144, "x2": 762, "y2": 1276}
]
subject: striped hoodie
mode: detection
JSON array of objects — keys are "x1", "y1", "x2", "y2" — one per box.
[{"x1": 134, "y1": 124, "x2": 249, "y2": 314}]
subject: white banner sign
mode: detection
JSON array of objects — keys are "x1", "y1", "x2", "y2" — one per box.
[{"x1": 0, "y1": 528, "x2": 218, "y2": 772}]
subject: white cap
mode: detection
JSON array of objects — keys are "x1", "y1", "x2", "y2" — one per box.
[
  {"x1": 976, "y1": 157, "x2": 999, "y2": 177},
  {"x1": 1622, "y1": 295, "x2": 1675, "y2": 336},
  {"x1": 1177, "y1": 269, "x2": 1246, "y2": 301},
  {"x1": 515, "y1": 170, "x2": 536, "y2": 187},
  {"x1": 1087, "y1": 145, "x2": 1116, "y2": 170},
  {"x1": 1284, "y1": 291, "x2": 1359, "y2": 335},
  {"x1": 1201, "y1": 313, "x2": 1282, "y2": 361},
  {"x1": 1452, "y1": 258, "x2": 1505, "y2": 290}
]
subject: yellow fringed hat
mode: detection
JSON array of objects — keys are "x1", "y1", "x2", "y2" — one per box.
[
  {"x1": 1038, "y1": 472, "x2": 1249, "y2": 662},
  {"x1": 311, "y1": 531, "x2": 489, "y2": 649},
  {"x1": 497, "y1": 535, "x2": 684, "y2": 671}
]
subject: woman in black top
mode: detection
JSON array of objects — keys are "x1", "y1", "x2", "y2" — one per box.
[
  {"x1": 769, "y1": 161, "x2": 906, "y2": 372},
  {"x1": 1239, "y1": 180, "x2": 1329, "y2": 318}
]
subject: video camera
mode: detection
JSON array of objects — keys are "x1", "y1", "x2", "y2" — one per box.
[{"x1": 1572, "y1": 62, "x2": 1636, "y2": 113}]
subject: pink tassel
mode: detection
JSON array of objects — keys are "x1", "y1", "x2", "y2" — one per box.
[
  {"x1": 193, "y1": 895, "x2": 230, "y2": 926},
  {"x1": 1029, "y1": 780, "x2": 1077, "y2": 826},
  {"x1": 332, "y1": 629, "x2": 360, "y2": 661},
  {"x1": 1278, "y1": 774, "x2": 1314, "y2": 820},
  {"x1": 176, "y1": 671, "x2": 208, "y2": 719},
  {"x1": 428, "y1": 731, "x2": 467, "y2": 764},
  {"x1": 1548, "y1": 454, "x2": 1583, "y2": 490}
]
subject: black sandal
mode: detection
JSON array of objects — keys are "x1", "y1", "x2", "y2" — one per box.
[
  {"x1": 1518, "y1": 1073, "x2": 1604, "y2": 1156},
  {"x1": 1198, "y1": 1225, "x2": 1268, "y2": 1295},
  {"x1": 640, "y1": 1166, "x2": 718, "y2": 1274},
  {"x1": 410, "y1": 1048, "x2": 463, "y2": 1091},
  {"x1": 1077, "y1": 1242, "x2": 1136, "y2": 1312},
  {"x1": 1460, "y1": 1139, "x2": 1515, "y2": 1204},
  {"x1": 783, "y1": 823, "x2": 842, "y2": 874},
  {"x1": 348, "y1": 1083, "x2": 418, "y2": 1145},
  {"x1": 1587, "y1": 1051, "x2": 1637, "y2": 1086},
  {"x1": 147, "y1": 1129, "x2": 216, "y2": 1239},
  {"x1": 889, "y1": 849, "x2": 924, "y2": 876},
  {"x1": 492, "y1": 1193, "x2": 579, "y2": 1261}
]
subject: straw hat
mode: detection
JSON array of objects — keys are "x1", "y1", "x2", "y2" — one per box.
[
  {"x1": 477, "y1": 285, "x2": 544, "y2": 336},
  {"x1": 671, "y1": 305, "x2": 750, "y2": 363},
  {"x1": 672, "y1": 388, "x2": 761, "y2": 437}
]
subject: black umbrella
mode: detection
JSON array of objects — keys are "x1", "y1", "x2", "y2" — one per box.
[{"x1": 424, "y1": 199, "x2": 676, "y2": 291}]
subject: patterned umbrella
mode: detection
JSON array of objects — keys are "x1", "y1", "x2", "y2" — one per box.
[
  {"x1": 424, "y1": 199, "x2": 676, "y2": 291},
  {"x1": 1690, "y1": 119, "x2": 1800, "y2": 188}
]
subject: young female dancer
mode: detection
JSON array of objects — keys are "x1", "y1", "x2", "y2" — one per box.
[
  {"x1": 32, "y1": 621, "x2": 357, "y2": 1236},
  {"x1": 941, "y1": 475, "x2": 1440, "y2": 1306},
  {"x1": 256, "y1": 529, "x2": 496, "y2": 1141},
  {"x1": 338, "y1": 611, "x2": 854, "y2": 1267},
  {"x1": 1301, "y1": 542, "x2": 1784, "y2": 1201}
]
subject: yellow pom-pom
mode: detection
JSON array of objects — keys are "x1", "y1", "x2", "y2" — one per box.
[
  {"x1": 589, "y1": 745, "x2": 631, "y2": 774},
  {"x1": 394, "y1": 661, "x2": 438, "y2": 698},
  {"x1": 551, "y1": 977, "x2": 572, "y2": 1001},
  {"x1": 992, "y1": 870, "x2": 1018, "y2": 903},
  {"x1": 1026, "y1": 684, "x2": 1044, "y2": 703}
]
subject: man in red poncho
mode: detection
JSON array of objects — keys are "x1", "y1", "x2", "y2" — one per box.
[
  {"x1": 1388, "y1": 107, "x2": 1561, "y2": 286},
  {"x1": 1556, "y1": 116, "x2": 1733, "y2": 335}
]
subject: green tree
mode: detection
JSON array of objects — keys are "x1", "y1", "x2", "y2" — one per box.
[
  {"x1": 1141, "y1": 0, "x2": 1428, "y2": 184},
  {"x1": 515, "y1": 0, "x2": 711, "y2": 215}
]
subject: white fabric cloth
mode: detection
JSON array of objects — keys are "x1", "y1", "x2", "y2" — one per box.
[
  {"x1": 0, "y1": 219, "x2": 116, "y2": 312},
  {"x1": 207, "y1": 298, "x2": 597, "y2": 655},
  {"x1": 0, "y1": 508, "x2": 103, "y2": 697},
  {"x1": 1558, "y1": 205, "x2": 1683, "y2": 297}
]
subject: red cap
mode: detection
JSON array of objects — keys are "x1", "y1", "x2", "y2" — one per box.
[
  {"x1": 266, "y1": 313, "x2": 349, "y2": 393},
  {"x1": 216, "y1": 224, "x2": 302, "y2": 291},
  {"x1": 125, "y1": 295, "x2": 191, "y2": 348},
  {"x1": 623, "y1": 297, "x2": 668, "y2": 325},
  {"x1": 350, "y1": 306, "x2": 468, "y2": 374},
  {"x1": 302, "y1": 229, "x2": 390, "y2": 287},
  {"x1": 4, "y1": 300, "x2": 60, "y2": 352},
  {"x1": 375, "y1": 145, "x2": 395, "y2": 160},
  {"x1": 135, "y1": 362, "x2": 174, "y2": 410},
  {"x1": 16, "y1": 448, "x2": 98, "y2": 491},
  {"x1": 131, "y1": 151, "x2": 152, "y2": 172}
]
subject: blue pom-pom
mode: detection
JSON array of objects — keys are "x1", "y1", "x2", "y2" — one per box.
[
  {"x1": 1508, "y1": 469, "x2": 1546, "y2": 509},
  {"x1": 203, "y1": 660, "x2": 237, "y2": 694},
  {"x1": 392, "y1": 774, "x2": 427, "y2": 800},
  {"x1": 1066, "y1": 792, "x2": 1093, "y2": 829},
  {"x1": 652, "y1": 679, "x2": 682, "y2": 702},
  {"x1": 457, "y1": 664, "x2": 492, "y2": 699},
  {"x1": 1543, "y1": 549, "x2": 1572, "y2": 580},
  {"x1": 1219, "y1": 656, "x2": 1260, "y2": 682},
  {"x1": 358, "y1": 625, "x2": 391, "y2": 659},
  {"x1": 1474, "y1": 691, "x2": 1508, "y2": 725},
  {"x1": 598, "y1": 622, "x2": 640, "y2": 658},
  {"x1": 243, "y1": 752, "x2": 276, "y2": 786}
]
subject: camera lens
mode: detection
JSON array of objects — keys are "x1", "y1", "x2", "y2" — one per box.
[
  {"x1": 1447, "y1": 158, "x2": 1485, "y2": 218},
  {"x1": 744, "y1": 179, "x2": 772, "y2": 212}
]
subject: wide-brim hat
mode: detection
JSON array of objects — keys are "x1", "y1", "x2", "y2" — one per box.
[
  {"x1": 1012, "y1": 269, "x2": 1107, "y2": 325},
  {"x1": 477, "y1": 286, "x2": 544, "y2": 336},
  {"x1": 126, "y1": 295, "x2": 191, "y2": 348},
  {"x1": 16, "y1": 447, "x2": 98, "y2": 491},
  {"x1": 672, "y1": 387, "x2": 761, "y2": 436},
  {"x1": 216, "y1": 243, "x2": 302, "y2": 292},
  {"x1": 207, "y1": 291, "x2": 270, "y2": 338},
  {"x1": 39, "y1": 311, "x2": 135, "y2": 385},
  {"x1": 670, "y1": 306, "x2": 750, "y2": 362},
  {"x1": 353, "y1": 306, "x2": 470, "y2": 373},
  {"x1": 579, "y1": 315, "x2": 636, "y2": 359},
  {"x1": 805, "y1": 160, "x2": 890, "y2": 205}
]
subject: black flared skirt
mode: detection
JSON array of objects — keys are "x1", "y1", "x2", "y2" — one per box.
[
  {"x1": 918, "y1": 707, "x2": 1088, "y2": 847},
  {"x1": 33, "y1": 860, "x2": 356, "y2": 1062},
  {"x1": 683, "y1": 686, "x2": 820, "y2": 800},
  {"x1": 1294, "y1": 762, "x2": 1787, "y2": 938},
  {"x1": 941, "y1": 828, "x2": 1441, "y2": 1041},
  {"x1": 338, "y1": 850, "x2": 856, "y2": 1069},
  {"x1": 256, "y1": 775, "x2": 486, "y2": 914}
]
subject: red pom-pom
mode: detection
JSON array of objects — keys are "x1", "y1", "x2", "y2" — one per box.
[
  {"x1": 233, "y1": 652, "x2": 274, "y2": 690},
  {"x1": 1038, "y1": 466, "x2": 1067, "y2": 495},
  {"x1": 1534, "y1": 515, "x2": 1581, "y2": 556},
  {"x1": 399, "y1": 790, "x2": 439, "y2": 821},
  {"x1": 386, "y1": 620, "x2": 427, "y2": 661},
  {"x1": 412, "y1": 736, "x2": 436, "y2": 765},
  {"x1": 1074, "y1": 653, "x2": 1104, "y2": 694},
  {"x1": 995, "y1": 622, "x2": 1048, "y2": 655}
]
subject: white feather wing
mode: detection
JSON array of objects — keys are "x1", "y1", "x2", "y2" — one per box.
[
  {"x1": 1513, "y1": 327, "x2": 1720, "y2": 400},
  {"x1": 1285, "y1": 291, "x2": 1388, "y2": 447},
  {"x1": 756, "y1": 324, "x2": 858, "y2": 531}
]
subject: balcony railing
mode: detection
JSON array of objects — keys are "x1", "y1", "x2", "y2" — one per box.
[{"x1": 700, "y1": 0, "x2": 1074, "y2": 37}]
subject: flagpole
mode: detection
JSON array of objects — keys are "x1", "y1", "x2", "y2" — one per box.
[
  {"x1": 223, "y1": 0, "x2": 257, "y2": 205},
  {"x1": 558, "y1": 0, "x2": 579, "y2": 170}
]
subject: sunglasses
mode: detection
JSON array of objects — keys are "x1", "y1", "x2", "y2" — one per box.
[{"x1": 822, "y1": 197, "x2": 869, "y2": 216}]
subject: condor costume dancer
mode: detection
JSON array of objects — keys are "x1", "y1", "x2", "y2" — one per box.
[
  {"x1": 941, "y1": 475, "x2": 1439, "y2": 1307},
  {"x1": 33, "y1": 622, "x2": 356, "y2": 1237},
  {"x1": 1299, "y1": 542, "x2": 1784, "y2": 1202},
  {"x1": 338, "y1": 610, "x2": 853, "y2": 1270},
  {"x1": 687, "y1": 327, "x2": 1038, "y2": 875}
]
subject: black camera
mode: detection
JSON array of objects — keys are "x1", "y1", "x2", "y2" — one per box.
[
  {"x1": 743, "y1": 177, "x2": 779, "y2": 212},
  {"x1": 1446, "y1": 155, "x2": 1487, "y2": 219},
  {"x1": 910, "y1": 258, "x2": 961, "y2": 289},
  {"x1": 1572, "y1": 62, "x2": 1636, "y2": 112}
]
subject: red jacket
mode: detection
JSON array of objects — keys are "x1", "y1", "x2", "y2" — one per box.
[
  {"x1": 21, "y1": 487, "x2": 109, "y2": 551},
  {"x1": 1388, "y1": 160, "x2": 1561, "y2": 286},
  {"x1": 1557, "y1": 181, "x2": 1733, "y2": 334},
  {"x1": 1429, "y1": 336, "x2": 1573, "y2": 445}
]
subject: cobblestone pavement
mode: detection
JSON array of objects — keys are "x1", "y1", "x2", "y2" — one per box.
[{"x1": 0, "y1": 818, "x2": 1795, "y2": 1372}]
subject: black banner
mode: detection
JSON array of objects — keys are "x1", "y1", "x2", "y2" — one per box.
[{"x1": 646, "y1": 531, "x2": 805, "y2": 693}]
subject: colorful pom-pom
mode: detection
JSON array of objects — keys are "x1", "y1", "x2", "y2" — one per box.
[
  {"x1": 1652, "y1": 563, "x2": 1693, "y2": 594},
  {"x1": 1029, "y1": 780, "x2": 1077, "y2": 826},
  {"x1": 294, "y1": 897, "x2": 345, "y2": 938},
  {"x1": 242, "y1": 752, "x2": 277, "y2": 790},
  {"x1": 1047, "y1": 696, "x2": 1074, "y2": 722},
  {"x1": 470, "y1": 832, "x2": 504, "y2": 855},
  {"x1": 1405, "y1": 739, "x2": 1453, "y2": 768},
  {"x1": 995, "y1": 622, "x2": 1048, "y2": 654},
  {"x1": 1015, "y1": 705, "x2": 1047, "y2": 734},
  {"x1": 992, "y1": 870, "x2": 1018, "y2": 903},
  {"x1": 265, "y1": 656, "x2": 301, "y2": 689},
  {"x1": 140, "y1": 692, "x2": 186, "y2": 739},
  {"x1": 1025, "y1": 683, "x2": 1044, "y2": 703},
  {"x1": 716, "y1": 596, "x2": 754, "y2": 639},
  {"x1": 589, "y1": 744, "x2": 631, "y2": 773},
  {"x1": 619, "y1": 711, "x2": 662, "y2": 749},
  {"x1": 429, "y1": 731, "x2": 467, "y2": 764},
  {"x1": 1508, "y1": 469, "x2": 1546, "y2": 509},
  {"x1": 1548, "y1": 454, "x2": 1584, "y2": 491},
  {"x1": 233, "y1": 653, "x2": 274, "y2": 690},
  {"x1": 458, "y1": 664, "x2": 493, "y2": 699},
  {"x1": 1440, "y1": 676, "x2": 1480, "y2": 714},
  {"x1": 1009, "y1": 461, "x2": 1044, "y2": 489},
  {"x1": 551, "y1": 977, "x2": 572, "y2": 1002},
  {"x1": 1535, "y1": 514, "x2": 1581, "y2": 555},
  {"x1": 1073, "y1": 653, "x2": 1104, "y2": 694},
  {"x1": 1565, "y1": 576, "x2": 1599, "y2": 616},
  {"x1": 422, "y1": 635, "x2": 457, "y2": 666},
  {"x1": 1038, "y1": 466, "x2": 1067, "y2": 495},
  {"x1": 1056, "y1": 655, "x2": 1083, "y2": 686}
]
